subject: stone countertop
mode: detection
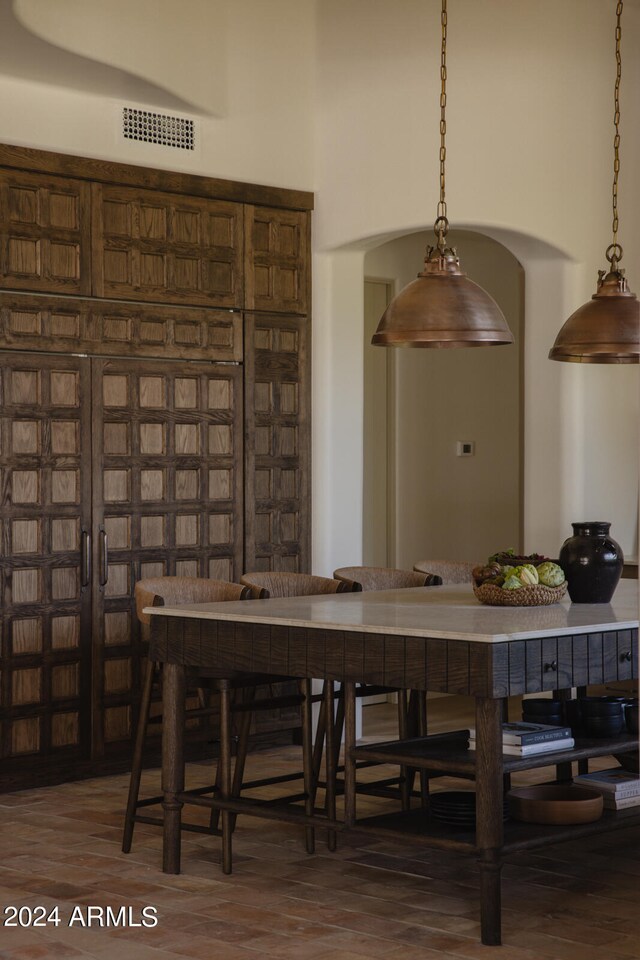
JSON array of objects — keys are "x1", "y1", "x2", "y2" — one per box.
[{"x1": 146, "y1": 580, "x2": 639, "y2": 644}]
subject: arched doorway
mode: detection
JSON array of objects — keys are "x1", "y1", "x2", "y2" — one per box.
[{"x1": 363, "y1": 229, "x2": 524, "y2": 568}]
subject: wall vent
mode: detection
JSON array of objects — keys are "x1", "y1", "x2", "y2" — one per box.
[{"x1": 122, "y1": 107, "x2": 195, "y2": 150}]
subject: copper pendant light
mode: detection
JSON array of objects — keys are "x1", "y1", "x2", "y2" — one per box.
[
  {"x1": 549, "y1": 1, "x2": 639, "y2": 363},
  {"x1": 372, "y1": 0, "x2": 513, "y2": 349}
]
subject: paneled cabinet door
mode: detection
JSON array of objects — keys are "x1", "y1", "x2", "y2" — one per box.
[
  {"x1": 90, "y1": 357, "x2": 243, "y2": 755},
  {"x1": 0, "y1": 352, "x2": 92, "y2": 766},
  {"x1": 244, "y1": 313, "x2": 310, "y2": 573},
  {"x1": 92, "y1": 183, "x2": 243, "y2": 308},
  {"x1": 0, "y1": 170, "x2": 91, "y2": 295},
  {"x1": 244, "y1": 206, "x2": 309, "y2": 315}
]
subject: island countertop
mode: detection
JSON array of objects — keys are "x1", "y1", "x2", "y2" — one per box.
[{"x1": 146, "y1": 579, "x2": 639, "y2": 644}]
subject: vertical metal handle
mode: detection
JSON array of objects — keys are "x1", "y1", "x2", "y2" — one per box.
[
  {"x1": 80, "y1": 530, "x2": 91, "y2": 587},
  {"x1": 99, "y1": 528, "x2": 109, "y2": 586}
]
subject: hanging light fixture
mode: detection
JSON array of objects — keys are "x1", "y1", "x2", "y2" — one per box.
[
  {"x1": 549, "y1": 1, "x2": 638, "y2": 363},
  {"x1": 372, "y1": 0, "x2": 513, "y2": 348}
]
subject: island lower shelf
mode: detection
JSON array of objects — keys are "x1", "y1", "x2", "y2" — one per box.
[
  {"x1": 351, "y1": 730, "x2": 639, "y2": 774},
  {"x1": 348, "y1": 728, "x2": 640, "y2": 854},
  {"x1": 352, "y1": 804, "x2": 640, "y2": 855}
]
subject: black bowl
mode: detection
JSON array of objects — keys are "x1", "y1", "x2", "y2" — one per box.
[
  {"x1": 579, "y1": 697, "x2": 626, "y2": 717},
  {"x1": 522, "y1": 698, "x2": 564, "y2": 716},
  {"x1": 522, "y1": 714, "x2": 564, "y2": 726},
  {"x1": 584, "y1": 716, "x2": 625, "y2": 738},
  {"x1": 625, "y1": 704, "x2": 639, "y2": 734}
]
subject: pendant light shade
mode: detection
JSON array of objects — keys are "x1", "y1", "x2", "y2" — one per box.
[
  {"x1": 549, "y1": 0, "x2": 639, "y2": 364},
  {"x1": 549, "y1": 267, "x2": 638, "y2": 363},
  {"x1": 372, "y1": 249, "x2": 513, "y2": 348},
  {"x1": 372, "y1": 0, "x2": 513, "y2": 350}
]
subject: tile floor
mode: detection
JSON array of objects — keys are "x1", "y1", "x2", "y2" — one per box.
[{"x1": 0, "y1": 701, "x2": 639, "y2": 960}]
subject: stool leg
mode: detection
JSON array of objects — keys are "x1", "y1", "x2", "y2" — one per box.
[
  {"x1": 228, "y1": 686, "x2": 255, "y2": 833},
  {"x1": 324, "y1": 681, "x2": 337, "y2": 851},
  {"x1": 343, "y1": 681, "x2": 357, "y2": 829},
  {"x1": 162, "y1": 664, "x2": 185, "y2": 875},
  {"x1": 312, "y1": 689, "x2": 327, "y2": 788},
  {"x1": 209, "y1": 690, "x2": 225, "y2": 835},
  {"x1": 332, "y1": 687, "x2": 345, "y2": 771},
  {"x1": 300, "y1": 677, "x2": 315, "y2": 854},
  {"x1": 219, "y1": 682, "x2": 233, "y2": 874},
  {"x1": 417, "y1": 691, "x2": 430, "y2": 810},
  {"x1": 122, "y1": 659, "x2": 156, "y2": 853},
  {"x1": 398, "y1": 689, "x2": 411, "y2": 811}
]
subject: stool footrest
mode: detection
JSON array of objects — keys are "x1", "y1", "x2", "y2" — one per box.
[
  {"x1": 180, "y1": 791, "x2": 342, "y2": 831},
  {"x1": 132, "y1": 813, "x2": 223, "y2": 837}
]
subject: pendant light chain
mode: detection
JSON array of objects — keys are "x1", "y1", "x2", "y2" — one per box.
[
  {"x1": 608, "y1": 0, "x2": 623, "y2": 268},
  {"x1": 549, "y1": 0, "x2": 637, "y2": 363},
  {"x1": 372, "y1": 0, "x2": 513, "y2": 348},
  {"x1": 434, "y1": 0, "x2": 449, "y2": 253}
]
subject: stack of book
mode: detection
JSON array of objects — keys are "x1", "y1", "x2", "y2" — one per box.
[
  {"x1": 573, "y1": 768, "x2": 640, "y2": 810},
  {"x1": 468, "y1": 721, "x2": 574, "y2": 757}
]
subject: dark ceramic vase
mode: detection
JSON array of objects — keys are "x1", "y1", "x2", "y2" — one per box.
[{"x1": 559, "y1": 521, "x2": 623, "y2": 603}]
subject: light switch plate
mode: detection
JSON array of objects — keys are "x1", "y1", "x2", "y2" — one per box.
[{"x1": 456, "y1": 441, "x2": 475, "y2": 456}]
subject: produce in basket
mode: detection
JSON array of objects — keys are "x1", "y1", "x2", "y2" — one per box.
[{"x1": 473, "y1": 550, "x2": 564, "y2": 590}]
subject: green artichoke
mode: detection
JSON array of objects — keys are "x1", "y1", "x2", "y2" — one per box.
[
  {"x1": 503, "y1": 575, "x2": 523, "y2": 590},
  {"x1": 512, "y1": 563, "x2": 539, "y2": 585},
  {"x1": 536, "y1": 561, "x2": 565, "y2": 587}
]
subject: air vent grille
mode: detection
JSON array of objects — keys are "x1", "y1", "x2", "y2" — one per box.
[{"x1": 122, "y1": 107, "x2": 195, "y2": 150}]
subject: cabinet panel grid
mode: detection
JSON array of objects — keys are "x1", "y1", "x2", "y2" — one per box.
[
  {"x1": 91, "y1": 357, "x2": 243, "y2": 753},
  {"x1": 0, "y1": 352, "x2": 92, "y2": 761}
]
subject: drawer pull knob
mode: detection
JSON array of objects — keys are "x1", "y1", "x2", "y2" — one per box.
[
  {"x1": 621, "y1": 651, "x2": 632, "y2": 662},
  {"x1": 544, "y1": 660, "x2": 558, "y2": 672}
]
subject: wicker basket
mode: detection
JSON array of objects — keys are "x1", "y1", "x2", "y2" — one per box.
[{"x1": 473, "y1": 581, "x2": 567, "y2": 607}]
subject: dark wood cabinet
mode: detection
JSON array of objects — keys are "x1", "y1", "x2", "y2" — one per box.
[
  {"x1": 91, "y1": 356, "x2": 244, "y2": 757},
  {"x1": 0, "y1": 292, "x2": 243, "y2": 363},
  {"x1": 0, "y1": 353, "x2": 93, "y2": 767},
  {"x1": 244, "y1": 205, "x2": 310, "y2": 315},
  {"x1": 0, "y1": 145, "x2": 313, "y2": 790},
  {"x1": 244, "y1": 312, "x2": 310, "y2": 572},
  {"x1": 92, "y1": 184, "x2": 244, "y2": 308},
  {"x1": 0, "y1": 169, "x2": 91, "y2": 295}
]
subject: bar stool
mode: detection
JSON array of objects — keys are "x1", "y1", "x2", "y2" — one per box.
[
  {"x1": 333, "y1": 566, "x2": 442, "y2": 811},
  {"x1": 334, "y1": 565, "x2": 442, "y2": 591},
  {"x1": 122, "y1": 576, "x2": 314, "y2": 874},
  {"x1": 240, "y1": 571, "x2": 360, "y2": 848},
  {"x1": 413, "y1": 559, "x2": 475, "y2": 584}
]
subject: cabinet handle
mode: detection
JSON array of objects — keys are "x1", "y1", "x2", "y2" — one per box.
[
  {"x1": 544, "y1": 660, "x2": 558, "y2": 672},
  {"x1": 80, "y1": 530, "x2": 91, "y2": 587},
  {"x1": 620, "y1": 651, "x2": 632, "y2": 663},
  {"x1": 99, "y1": 529, "x2": 109, "y2": 586}
]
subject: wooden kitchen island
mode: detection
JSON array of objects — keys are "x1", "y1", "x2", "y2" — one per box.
[{"x1": 148, "y1": 581, "x2": 639, "y2": 946}]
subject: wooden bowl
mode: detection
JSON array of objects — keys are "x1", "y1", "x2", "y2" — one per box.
[{"x1": 507, "y1": 784, "x2": 603, "y2": 824}]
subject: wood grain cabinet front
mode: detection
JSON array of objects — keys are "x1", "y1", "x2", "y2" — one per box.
[
  {"x1": 0, "y1": 170, "x2": 91, "y2": 296},
  {"x1": 0, "y1": 292, "x2": 243, "y2": 363},
  {"x1": 92, "y1": 183, "x2": 244, "y2": 308},
  {"x1": 0, "y1": 351, "x2": 245, "y2": 783},
  {"x1": 0, "y1": 353, "x2": 93, "y2": 772},
  {"x1": 244, "y1": 206, "x2": 309, "y2": 315},
  {"x1": 243, "y1": 313, "x2": 310, "y2": 573},
  {"x1": 495, "y1": 628, "x2": 638, "y2": 698}
]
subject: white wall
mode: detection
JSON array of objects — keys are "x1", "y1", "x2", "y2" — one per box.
[
  {"x1": 313, "y1": 0, "x2": 640, "y2": 573},
  {"x1": 0, "y1": 0, "x2": 315, "y2": 189},
  {"x1": 14, "y1": 0, "x2": 227, "y2": 116},
  {"x1": 0, "y1": 0, "x2": 636, "y2": 572}
]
